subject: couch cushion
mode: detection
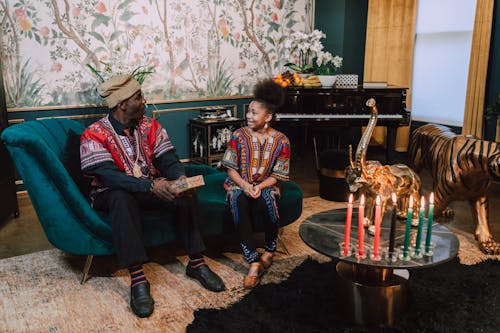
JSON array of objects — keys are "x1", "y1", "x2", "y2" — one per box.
[
  {"x1": 196, "y1": 172, "x2": 233, "y2": 235},
  {"x1": 196, "y1": 171, "x2": 303, "y2": 234}
]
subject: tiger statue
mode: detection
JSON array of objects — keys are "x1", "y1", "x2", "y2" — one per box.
[{"x1": 408, "y1": 123, "x2": 500, "y2": 254}]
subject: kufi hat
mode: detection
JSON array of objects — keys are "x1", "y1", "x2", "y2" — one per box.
[{"x1": 97, "y1": 74, "x2": 141, "y2": 109}]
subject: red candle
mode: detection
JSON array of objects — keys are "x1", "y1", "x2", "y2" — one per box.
[
  {"x1": 358, "y1": 194, "x2": 365, "y2": 257},
  {"x1": 373, "y1": 195, "x2": 382, "y2": 258},
  {"x1": 344, "y1": 194, "x2": 354, "y2": 255}
]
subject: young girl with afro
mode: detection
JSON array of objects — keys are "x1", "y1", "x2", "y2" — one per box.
[{"x1": 221, "y1": 79, "x2": 291, "y2": 288}]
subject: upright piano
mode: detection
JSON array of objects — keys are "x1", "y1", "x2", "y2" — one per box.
[{"x1": 275, "y1": 86, "x2": 410, "y2": 163}]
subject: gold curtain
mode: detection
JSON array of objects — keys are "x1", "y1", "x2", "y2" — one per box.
[
  {"x1": 462, "y1": 0, "x2": 494, "y2": 138},
  {"x1": 363, "y1": 0, "x2": 418, "y2": 152}
]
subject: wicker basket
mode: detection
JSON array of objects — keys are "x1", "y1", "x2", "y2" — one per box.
[{"x1": 335, "y1": 74, "x2": 359, "y2": 89}]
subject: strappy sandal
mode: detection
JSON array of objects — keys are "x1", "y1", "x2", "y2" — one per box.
[{"x1": 243, "y1": 262, "x2": 264, "y2": 289}]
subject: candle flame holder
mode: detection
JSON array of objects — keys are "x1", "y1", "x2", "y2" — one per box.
[
  {"x1": 411, "y1": 246, "x2": 424, "y2": 259},
  {"x1": 398, "y1": 245, "x2": 412, "y2": 261},
  {"x1": 369, "y1": 246, "x2": 384, "y2": 261},
  {"x1": 385, "y1": 248, "x2": 400, "y2": 262},
  {"x1": 424, "y1": 242, "x2": 435, "y2": 257},
  {"x1": 339, "y1": 242, "x2": 354, "y2": 257},
  {"x1": 355, "y1": 250, "x2": 367, "y2": 261}
]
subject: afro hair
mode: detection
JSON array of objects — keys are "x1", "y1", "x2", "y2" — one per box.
[{"x1": 252, "y1": 79, "x2": 285, "y2": 114}]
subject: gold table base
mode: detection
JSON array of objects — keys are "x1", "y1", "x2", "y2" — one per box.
[{"x1": 336, "y1": 261, "x2": 409, "y2": 326}]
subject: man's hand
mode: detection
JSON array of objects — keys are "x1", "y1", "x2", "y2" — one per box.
[
  {"x1": 151, "y1": 179, "x2": 177, "y2": 202},
  {"x1": 174, "y1": 175, "x2": 196, "y2": 197}
]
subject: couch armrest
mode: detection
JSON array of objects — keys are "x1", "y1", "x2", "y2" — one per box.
[{"x1": 1, "y1": 123, "x2": 112, "y2": 245}]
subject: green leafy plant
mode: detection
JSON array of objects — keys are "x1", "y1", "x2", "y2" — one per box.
[
  {"x1": 86, "y1": 61, "x2": 154, "y2": 84},
  {"x1": 6, "y1": 59, "x2": 44, "y2": 107}
]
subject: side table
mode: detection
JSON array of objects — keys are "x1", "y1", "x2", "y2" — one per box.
[
  {"x1": 189, "y1": 117, "x2": 244, "y2": 167},
  {"x1": 299, "y1": 208, "x2": 459, "y2": 326}
]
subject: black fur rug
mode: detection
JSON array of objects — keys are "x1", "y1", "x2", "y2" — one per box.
[{"x1": 187, "y1": 258, "x2": 500, "y2": 333}]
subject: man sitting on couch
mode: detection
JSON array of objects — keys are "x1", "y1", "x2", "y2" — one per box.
[{"x1": 80, "y1": 74, "x2": 225, "y2": 318}]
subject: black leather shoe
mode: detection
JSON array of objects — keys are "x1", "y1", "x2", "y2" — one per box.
[
  {"x1": 130, "y1": 282, "x2": 154, "y2": 318},
  {"x1": 186, "y1": 264, "x2": 225, "y2": 292}
]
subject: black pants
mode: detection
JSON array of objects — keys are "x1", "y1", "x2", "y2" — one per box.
[
  {"x1": 93, "y1": 190, "x2": 206, "y2": 268},
  {"x1": 236, "y1": 194, "x2": 278, "y2": 263}
]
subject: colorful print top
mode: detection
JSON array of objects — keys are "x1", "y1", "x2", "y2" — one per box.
[
  {"x1": 221, "y1": 127, "x2": 290, "y2": 191},
  {"x1": 80, "y1": 115, "x2": 174, "y2": 192}
]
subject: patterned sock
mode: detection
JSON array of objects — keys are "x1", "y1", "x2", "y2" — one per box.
[
  {"x1": 188, "y1": 254, "x2": 206, "y2": 268},
  {"x1": 128, "y1": 264, "x2": 147, "y2": 288},
  {"x1": 241, "y1": 243, "x2": 260, "y2": 264},
  {"x1": 264, "y1": 239, "x2": 277, "y2": 253}
]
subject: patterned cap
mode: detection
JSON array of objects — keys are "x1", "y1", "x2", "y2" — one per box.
[{"x1": 97, "y1": 74, "x2": 141, "y2": 109}]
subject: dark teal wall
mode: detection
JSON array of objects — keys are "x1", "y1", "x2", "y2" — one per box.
[
  {"x1": 315, "y1": 0, "x2": 368, "y2": 81},
  {"x1": 314, "y1": 0, "x2": 346, "y2": 56},
  {"x1": 7, "y1": 98, "x2": 251, "y2": 160},
  {"x1": 485, "y1": 0, "x2": 500, "y2": 141},
  {"x1": 343, "y1": 0, "x2": 368, "y2": 79}
]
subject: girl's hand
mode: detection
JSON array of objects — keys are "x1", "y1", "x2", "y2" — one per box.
[
  {"x1": 249, "y1": 185, "x2": 261, "y2": 199},
  {"x1": 243, "y1": 183, "x2": 259, "y2": 198},
  {"x1": 244, "y1": 184, "x2": 260, "y2": 199}
]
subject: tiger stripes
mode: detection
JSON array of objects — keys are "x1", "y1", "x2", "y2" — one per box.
[{"x1": 408, "y1": 123, "x2": 500, "y2": 254}]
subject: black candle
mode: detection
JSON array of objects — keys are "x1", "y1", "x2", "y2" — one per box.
[{"x1": 388, "y1": 193, "x2": 397, "y2": 258}]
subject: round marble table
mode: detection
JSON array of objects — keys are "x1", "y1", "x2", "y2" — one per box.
[{"x1": 299, "y1": 208, "x2": 459, "y2": 326}]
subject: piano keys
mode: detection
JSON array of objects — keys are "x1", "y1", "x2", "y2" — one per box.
[
  {"x1": 275, "y1": 86, "x2": 411, "y2": 163},
  {"x1": 275, "y1": 113, "x2": 405, "y2": 121}
]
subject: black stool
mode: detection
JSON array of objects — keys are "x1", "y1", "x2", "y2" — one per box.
[{"x1": 318, "y1": 149, "x2": 351, "y2": 202}]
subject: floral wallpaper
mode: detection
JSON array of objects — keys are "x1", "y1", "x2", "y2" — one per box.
[{"x1": 0, "y1": 0, "x2": 313, "y2": 108}]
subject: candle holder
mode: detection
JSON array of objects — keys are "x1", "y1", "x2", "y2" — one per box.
[
  {"x1": 338, "y1": 242, "x2": 353, "y2": 257},
  {"x1": 398, "y1": 245, "x2": 412, "y2": 261},
  {"x1": 369, "y1": 246, "x2": 383, "y2": 261},
  {"x1": 355, "y1": 250, "x2": 367, "y2": 261},
  {"x1": 385, "y1": 247, "x2": 399, "y2": 263},
  {"x1": 424, "y1": 242, "x2": 435, "y2": 257},
  {"x1": 411, "y1": 246, "x2": 424, "y2": 259}
]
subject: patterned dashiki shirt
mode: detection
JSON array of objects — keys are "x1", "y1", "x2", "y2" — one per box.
[
  {"x1": 221, "y1": 126, "x2": 290, "y2": 193},
  {"x1": 80, "y1": 115, "x2": 174, "y2": 195}
]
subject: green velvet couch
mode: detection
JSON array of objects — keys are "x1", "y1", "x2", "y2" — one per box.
[{"x1": 1, "y1": 118, "x2": 303, "y2": 281}]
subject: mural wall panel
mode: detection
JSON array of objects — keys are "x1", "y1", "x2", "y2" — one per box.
[{"x1": 0, "y1": 0, "x2": 313, "y2": 108}]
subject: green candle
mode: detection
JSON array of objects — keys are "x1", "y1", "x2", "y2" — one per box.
[
  {"x1": 425, "y1": 193, "x2": 435, "y2": 253},
  {"x1": 414, "y1": 196, "x2": 425, "y2": 256},
  {"x1": 403, "y1": 195, "x2": 414, "y2": 258}
]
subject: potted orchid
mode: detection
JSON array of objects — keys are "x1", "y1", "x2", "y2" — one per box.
[
  {"x1": 315, "y1": 51, "x2": 343, "y2": 75},
  {"x1": 284, "y1": 29, "x2": 326, "y2": 74},
  {"x1": 314, "y1": 50, "x2": 343, "y2": 87}
]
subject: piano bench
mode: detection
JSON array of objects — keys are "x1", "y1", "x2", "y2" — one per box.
[{"x1": 319, "y1": 149, "x2": 351, "y2": 202}]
